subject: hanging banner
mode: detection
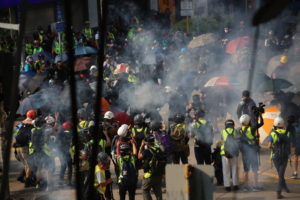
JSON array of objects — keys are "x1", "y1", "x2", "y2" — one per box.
[{"x1": 0, "y1": 22, "x2": 20, "y2": 30}]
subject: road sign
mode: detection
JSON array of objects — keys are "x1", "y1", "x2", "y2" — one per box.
[
  {"x1": 180, "y1": 1, "x2": 193, "y2": 16},
  {"x1": 56, "y1": 21, "x2": 65, "y2": 32}
]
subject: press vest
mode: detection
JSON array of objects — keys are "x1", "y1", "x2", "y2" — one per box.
[
  {"x1": 118, "y1": 155, "x2": 136, "y2": 183},
  {"x1": 25, "y1": 43, "x2": 33, "y2": 55},
  {"x1": 240, "y1": 126, "x2": 256, "y2": 145},
  {"x1": 220, "y1": 128, "x2": 237, "y2": 156}
]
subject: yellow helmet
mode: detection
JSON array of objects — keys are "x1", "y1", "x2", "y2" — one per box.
[{"x1": 280, "y1": 56, "x2": 288, "y2": 64}]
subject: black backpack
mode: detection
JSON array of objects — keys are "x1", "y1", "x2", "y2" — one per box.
[
  {"x1": 223, "y1": 129, "x2": 239, "y2": 158},
  {"x1": 149, "y1": 147, "x2": 167, "y2": 176},
  {"x1": 193, "y1": 121, "x2": 213, "y2": 146},
  {"x1": 119, "y1": 156, "x2": 138, "y2": 186},
  {"x1": 272, "y1": 130, "x2": 290, "y2": 159},
  {"x1": 15, "y1": 123, "x2": 34, "y2": 147}
]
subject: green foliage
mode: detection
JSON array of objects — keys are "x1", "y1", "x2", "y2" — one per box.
[{"x1": 173, "y1": 14, "x2": 234, "y2": 35}]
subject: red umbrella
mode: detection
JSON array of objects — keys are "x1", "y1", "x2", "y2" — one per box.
[
  {"x1": 204, "y1": 76, "x2": 236, "y2": 88},
  {"x1": 113, "y1": 111, "x2": 133, "y2": 127},
  {"x1": 226, "y1": 36, "x2": 250, "y2": 54}
]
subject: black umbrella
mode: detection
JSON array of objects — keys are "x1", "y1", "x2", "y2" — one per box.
[{"x1": 258, "y1": 78, "x2": 292, "y2": 92}]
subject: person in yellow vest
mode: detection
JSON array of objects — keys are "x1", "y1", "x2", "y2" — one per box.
[
  {"x1": 220, "y1": 119, "x2": 240, "y2": 192},
  {"x1": 132, "y1": 114, "x2": 148, "y2": 152},
  {"x1": 190, "y1": 110, "x2": 214, "y2": 165},
  {"x1": 127, "y1": 67, "x2": 139, "y2": 84},
  {"x1": 33, "y1": 40, "x2": 44, "y2": 54},
  {"x1": 84, "y1": 21, "x2": 93, "y2": 41},
  {"x1": 25, "y1": 38, "x2": 33, "y2": 56},
  {"x1": 239, "y1": 113, "x2": 264, "y2": 192},
  {"x1": 94, "y1": 152, "x2": 112, "y2": 200},
  {"x1": 52, "y1": 36, "x2": 63, "y2": 56},
  {"x1": 268, "y1": 117, "x2": 291, "y2": 199},
  {"x1": 117, "y1": 142, "x2": 138, "y2": 200},
  {"x1": 37, "y1": 26, "x2": 44, "y2": 43}
]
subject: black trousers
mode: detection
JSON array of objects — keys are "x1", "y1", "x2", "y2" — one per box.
[
  {"x1": 172, "y1": 151, "x2": 188, "y2": 164},
  {"x1": 273, "y1": 157, "x2": 289, "y2": 192},
  {"x1": 60, "y1": 153, "x2": 72, "y2": 181},
  {"x1": 119, "y1": 183, "x2": 136, "y2": 200},
  {"x1": 194, "y1": 145, "x2": 212, "y2": 165}
]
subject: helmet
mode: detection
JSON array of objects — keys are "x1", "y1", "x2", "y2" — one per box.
[
  {"x1": 239, "y1": 114, "x2": 250, "y2": 126},
  {"x1": 26, "y1": 110, "x2": 37, "y2": 119},
  {"x1": 274, "y1": 117, "x2": 285, "y2": 128},
  {"x1": 134, "y1": 114, "x2": 144, "y2": 125},
  {"x1": 33, "y1": 117, "x2": 45, "y2": 127},
  {"x1": 45, "y1": 115, "x2": 55, "y2": 124},
  {"x1": 104, "y1": 111, "x2": 114, "y2": 120},
  {"x1": 145, "y1": 134, "x2": 155, "y2": 144},
  {"x1": 119, "y1": 143, "x2": 131, "y2": 154},
  {"x1": 88, "y1": 121, "x2": 95, "y2": 127},
  {"x1": 77, "y1": 108, "x2": 88, "y2": 120},
  {"x1": 150, "y1": 120, "x2": 162, "y2": 131},
  {"x1": 242, "y1": 90, "x2": 250, "y2": 98},
  {"x1": 225, "y1": 119, "x2": 235, "y2": 128},
  {"x1": 90, "y1": 65, "x2": 98, "y2": 73},
  {"x1": 118, "y1": 124, "x2": 129, "y2": 137},
  {"x1": 26, "y1": 56, "x2": 33, "y2": 63},
  {"x1": 97, "y1": 152, "x2": 109, "y2": 163},
  {"x1": 49, "y1": 79, "x2": 55, "y2": 86},
  {"x1": 165, "y1": 86, "x2": 172, "y2": 93},
  {"x1": 63, "y1": 122, "x2": 72, "y2": 130},
  {"x1": 280, "y1": 56, "x2": 288, "y2": 64},
  {"x1": 174, "y1": 113, "x2": 185, "y2": 124}
]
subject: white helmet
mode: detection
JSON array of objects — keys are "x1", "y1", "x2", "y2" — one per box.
[
  {"x1": 117, "y1": 124, "x2": 129, "y2": 137},
  {"x1": 104, "y1": 111, "x2": 114, "y2": 120},
  {"x1": 90, "y1": 65, "x2": 98, "y2": 73},
  {"x1": 88, "y1": 120, "x2": 95, "y2": 127},
  {"x1": 239, "y1": 114, "x2": 250, "y2": 126},
  {"x1": 274, "y1": 117, "x2": 284, "y2": 128},
  {"x1": 45, "y1": 115, "x2": 55, "y2": 124}
]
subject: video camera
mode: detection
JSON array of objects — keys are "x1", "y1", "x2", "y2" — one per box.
[{"x1": 252, "y1": 102, "x2": 265, "y2": 116}]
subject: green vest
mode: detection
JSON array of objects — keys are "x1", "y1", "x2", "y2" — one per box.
[
  {"x1": 84, "y1": 28, "x2": 93, "y2": 40},
  {"x1": 132, "y1": 127, "x2": 147, "y2": 137},
  {"x1": 240, "y1": 126, "x2": 256, "y2": 145},
  {"x1": 25, "y1": 43, "x2": 33, "y2": 55},
  {"x1": 144, "y1": 146, "x2": 160, "y2": 178},
  {"x1": 33, "y1": 47, "x2": 43, "y2": 54},
  {"x1": 117, "y1": 155, "x2": 136, "y2": 183},
  {"x1": 53, "y1": 41, "x2": 62, "y2": 54},
  {"x1": 220, "y1": 128, "x2": 237, "y2": 156}
]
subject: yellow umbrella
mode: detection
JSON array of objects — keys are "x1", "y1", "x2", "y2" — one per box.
[{"x1": 259, "y1": 106, "x2": 281, "y2": 144}]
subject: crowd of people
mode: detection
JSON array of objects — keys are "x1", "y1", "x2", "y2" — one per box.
[{"x1": 0, "y1": 6, "x2": 299, "y2": 200}]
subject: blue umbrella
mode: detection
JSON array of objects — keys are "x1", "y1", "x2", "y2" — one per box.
[
  {"x1": 75, "y1": 45, "x2": 98, "y2": 56},
  {"x1": 17, "y1": 91, "x2": 47, "y2": 115},
  {"x1": 0, "y1": 0, "x2": 53, "y2": 7},
  {"x1": 54, "y1": 53, "x2": 68, "y2": 63},
  {"x1": 31, "y1": 51, "x2": 52, "y2": 62}
]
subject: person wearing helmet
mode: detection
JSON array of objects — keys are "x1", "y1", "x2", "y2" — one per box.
[
  {"x1": 33, "y1": 40, "x2": 44, "y2": 54},
  {"x1": 56, "y1": 122, "x2": 73, "y2": 186},
  {"x1": 268, "y1": 117, "x2": 291, "y2": 199},
  {"x1": 169, "y1": 113, "x2": 189, "y2": 164},
  {"x1": 271, "y1": 56, "x2": 289, "y2": 80},
  {"x1": 34, "y1": 53, "x2": 45, "y2": 73},
  {"x1": 116, "y1": 141, "x2": 137, "y2": 200},
  {"x1": 111, "y1": 124, "x2": 133, "y2": 159},
  {"x1": 238, "y1": 113, "x2": 264, "y2": 192},
  {"x1": 94, "y1": 152, "x2": 112, "y2": 200},
  {"x1": 138, "y1": 134, "x2": 166, "y2": 200},
  {"x1": 103, "y1": 111, "x2": 119, "y2": 152},
  {"x1": 23, "y1": 56, "x2": 34, "y2": 72},
  {"x1": 132, "y1": 114, "x2": 148, "y2": 153},
  {"x1": 220, "y1": 119, "x2": 239, "y2": 191},
  {"x1": 236, "y1": 90, "x2": 257, "y2": 123},
  {"x1": 190, "y1": 110, "x2": 213, "y2": 165}
]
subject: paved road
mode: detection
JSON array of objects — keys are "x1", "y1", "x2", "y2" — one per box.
[{"x1": 2, "y1": 141, "x2": 300, "y2": 200}]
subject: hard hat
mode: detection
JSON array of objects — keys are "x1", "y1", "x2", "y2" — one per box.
[
  {"x1": 88, "y1": 121, "x2": 95, "y2": 127},
  {"x1": 145, "y1": 134, "x2": 155, "y2": 144},
  {"x1": 149, "y1": 120, "x2": 162, "y2": 131},
  {"x1": 49, "y1": 79, "x2": 55, "y2": 86},
  {"x1": 165, "y1": 86, "x2": 172, "y2": 93},
  {"x1": 119, "y1": 143, "x2": 131, "y2": 154},
  {"x1": 280, "y1": 56, "x2": 288, "y2": 64},
  {"x1": 274, "y1": 117, "x2": 285, "y2": 128},
  {"x1": 26, "y1": 110, "x2": 37, "y2": 119},
  {"x1": 117, "y1": 124, "x2": 129, "y2": 137},
  {"x1": 239, "y1": 114, "x2": 250, "y2": 126},
  {"x1": 134, "y1": 114, "x2": 144, "y2": 125},
  {"x1": 45, "y1": 115, "x2": 55, "y2": 124},
  {"x1": 90, "y1": 65, "x2": 98, "y2": 73},
  {"x1": 97, "y1": 152, "x2": 109, "y2": 163},
  {"x1": 225, "y1": 119, "x2": 235, "y2": 128},
  {"x1": 104, "y1": 111, "x2": 114, "y2": 119},
  {"x1": 63, "y1": 122, "x2": 72, "y2": 130},
  {"x1": 174, "y1": 113, "x2": 185, "y2": 124}
]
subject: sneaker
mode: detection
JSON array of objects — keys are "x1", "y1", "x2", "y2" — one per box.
[
  {"x1": 225, "y1": 187, "x2": 231, "y2": 192},
  {"x1": 290, "y1": 173, "x2": 297, "y2": 179},
  {"x1": 233, "y1": 185, "x2": 239, "y2": 191},
  {"x1": 243, "y1": 187, "x2": 250, "y2": 192}
]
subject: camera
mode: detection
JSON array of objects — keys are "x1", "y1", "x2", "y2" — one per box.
[{"x1": 252, "y1": 102, "x2": 265, "y2": 116}]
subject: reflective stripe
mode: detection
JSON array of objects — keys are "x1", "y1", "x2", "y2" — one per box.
[
  {"x1": 143, "y1": 146, "x2": 160, "y2": 178},
  {"x1": 240, "y1": 126, "x2": 255, "y2": 145},
  {"x1": 270, "y1": 129, "x2": 290, "y2": 144},
  {"x1": 132, "y1": 127, "x2": 147, "y2": 137},
  {"x1": 25, "y1": 43, "x2": 33, "y2": 55},
  {"x1": 118, "y1": 155, "x2": 136, "y2": 183}
]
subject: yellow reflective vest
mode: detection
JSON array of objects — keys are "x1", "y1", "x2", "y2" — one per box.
[{"x1": 94, "y1": 165, "x2": 106, "y2": 195}]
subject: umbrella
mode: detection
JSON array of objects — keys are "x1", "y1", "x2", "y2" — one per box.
[
  {"x1": 204, "y1": 76, "x2": 237, "y2": 88},
  {"x1": 75, "y1": 45, "x2": 98, "y2": 56},
  {"x1": 226, "y1": 36, "x2": 250, "y2": 54},
  {"x1": 31, "y1": 51, "x2": 52, "y2": 62},
  {"x1": 237, "y1": 70, "x2": 271, "y2": 89},
  {"x1": 188, "y1": 33, "x2": 218, "y2": 49},
  {"x1": 26, "y1": 74, "x2": 47, "y2": 94},
  {"x1": 259, "y1": 106, "x2": 281, "y2": 144},
  {"x1": 258, "y1": 78, "x2": 292, "y2": 92},
  {"x1": 74, "y1": 56, "x2": 92, "y2": 72},
  {"x1": 19, "y1": 72, "x2": 36, "y2": 91},
  {"x1": 54, "y1": 53, "x2": 68, "y2": 64},
  {"x1": 116, "y1": 63, "x2": 129, "y2": 73},
  {"x1": 17, "y1": 91, "x2": 47, "y2": 115}
]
